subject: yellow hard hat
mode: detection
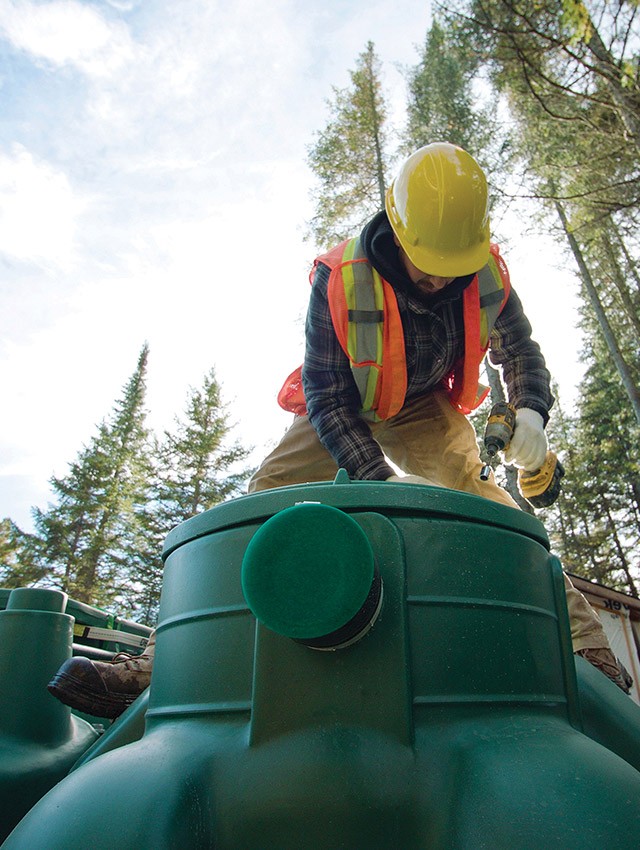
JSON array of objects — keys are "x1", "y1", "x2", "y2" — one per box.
[{"x1": 385, "y1": 142, "x2": 490, "y2": 277}]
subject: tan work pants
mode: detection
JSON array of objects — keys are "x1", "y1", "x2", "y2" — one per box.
[{"x1": 249, "y1": 390, "x2": 608, "y2": 651}]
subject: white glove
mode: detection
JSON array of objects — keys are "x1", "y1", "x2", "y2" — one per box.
[
  {"x1": 386, "y1": 474, "x2": 436, "y2": 486},
  {"x1": 503, "y1": 408, "x2": 547, "y2": 472}
]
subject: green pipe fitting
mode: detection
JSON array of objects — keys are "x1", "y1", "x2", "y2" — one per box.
[
  {"x1": 0, "y1": 587, "x2": 98, "y2": 842},
  {"x1": 1, "y1": 587, "x2": 73, "y2": 743}
]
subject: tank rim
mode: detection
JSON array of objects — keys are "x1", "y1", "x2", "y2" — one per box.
[{"x1": 162, "y1": 478, "x2": 549, "y2": 560}]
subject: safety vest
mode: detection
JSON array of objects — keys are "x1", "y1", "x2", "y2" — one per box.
[{"x1": 277, "y1": 238, "x2": 511, "y2": 419}]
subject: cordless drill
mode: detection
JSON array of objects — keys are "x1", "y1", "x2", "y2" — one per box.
[{"x1": 479, "y1": 401, "x2": 565, "y2": 507}]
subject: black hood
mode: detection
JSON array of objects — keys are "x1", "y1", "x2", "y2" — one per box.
[{"x1": 359, "y1": 211, "x2": 474, "y2": 302}]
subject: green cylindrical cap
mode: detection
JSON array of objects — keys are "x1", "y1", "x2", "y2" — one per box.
[
  {"x1": 241, "y1": 503, "x2": 374, "y2": 639},
  {"x1": 6, "y1": 588, "x2": 68, "y2": 613}
]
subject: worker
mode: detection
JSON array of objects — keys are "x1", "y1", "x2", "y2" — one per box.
[
  {"x1": 251, "y1": 141, "x2": 629, "y2": 692},
  {"x1": 48, "y1": 143, "x2": 630, "y2": 718}
]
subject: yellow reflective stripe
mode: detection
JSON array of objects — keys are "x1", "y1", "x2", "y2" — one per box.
[
  {"x1": 478, "y1": 255, "x2": 505, "y2": 348},
  {"x1": 361, "y1": 368, "x2": 378, "y2": 411},
  {"x1": 371, "y1": 267, "x2": 385, "y2": 311},
  {"x1": 342, "y1": 239, "x2": 359, "y2": 357},
  {"x1": 360, "y1": 267, "x2": 384, "y2": 410},
  {"x1": 480, "y1": 307, "x2": 489, "y2": 348},
  {"x1": 340, "y1": 238, "x2": 385, "y2": 413},
  {"x1": 342, "y1": 238, "x2": 358, "y2": 262}
]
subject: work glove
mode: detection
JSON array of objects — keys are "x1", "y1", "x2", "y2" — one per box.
[
  {"x1": 503, "y1": 407, "x2": 547, "y2": 472},
  {"x1": 386, "y1": 474, "x2": 436, "y2": 486}
]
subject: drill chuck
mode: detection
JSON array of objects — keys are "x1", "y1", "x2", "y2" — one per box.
[
  {"x1": 484, "y1": 437, "x2": 503, "y2": 458},
  {"x1": 480, "y1": 402, "x2": 517, "y2": 481}
]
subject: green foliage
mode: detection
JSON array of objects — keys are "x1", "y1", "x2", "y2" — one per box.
[
  {"x1": 405, "y1": 18, "x2": 495, "y2": 158},
  {"x1": 0, "y1": 518, "x2": 45, "y2": 588},
  {"x1": 32, "y1": 344, "x2": 153, "y2": 608},
  {"x1": 561, "y1": 0, "x2": 594, "y2": 44},
  {"x1": 2, "y1": 349, "x2": 253, "y2": 626},
  {"x1": 441, "y1": 0, "x2": 640, "y2": 592},
  {"x1": 306, "y1": 41, "x2": 393, "y2": 248},
  {"x1": 154, "y1": 368, "x2": 252, "y2": 518},
  {"x1": 447, "y1": 0, "x2": 640, "y2": 216},
  {"x1": 121, "y1": 369, "x2": 254, "y2": 623}
]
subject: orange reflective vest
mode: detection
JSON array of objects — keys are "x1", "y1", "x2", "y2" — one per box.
[{"x1": 278, "y1": 238, "x2": 511, "y2": 419}]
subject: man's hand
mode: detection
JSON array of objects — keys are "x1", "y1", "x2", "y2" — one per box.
[
  {"x1": 386, "y1": 474, "x2": 436, "y2": 486},
  {"x1": 503, "y1": 408, "x2": 547, "y2": 472}
]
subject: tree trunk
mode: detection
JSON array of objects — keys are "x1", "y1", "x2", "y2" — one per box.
[
  {"x1": 613, "y1": 222, "x2": 640, "y2": 295},
  {"x1": 363, "y1": 45, "x2": 387, "y2": 207},
  {"x1": 601, "y1": 231, "x2": 640, "y2": 342},
  {"x1": 602, "y1": 495, "x2": 639, "y2": 598},
  {"x1": 555, "y1": 200, "x2": 640, "y2": 426}
]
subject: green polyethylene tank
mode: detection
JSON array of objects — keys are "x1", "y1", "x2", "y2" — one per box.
[
  {"x1": 0, "y1": 588, "x2": 99, "y2": 842},
  {"x1": 4, "y1": 477, "x2": 640, "y2": 849}
]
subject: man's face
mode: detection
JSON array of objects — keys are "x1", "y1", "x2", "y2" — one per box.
[{"x1": 397, "y1": 246, "x2": 455, "y2": 296}]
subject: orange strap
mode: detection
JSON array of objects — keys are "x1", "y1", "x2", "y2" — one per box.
[{"x1": 377, "y1": 278, "x2": 406, "y2": 419}]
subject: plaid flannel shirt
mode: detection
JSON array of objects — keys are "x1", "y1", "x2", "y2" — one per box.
[{"x1": 301, "y1": 240, "x2": 554, "y2": 482}]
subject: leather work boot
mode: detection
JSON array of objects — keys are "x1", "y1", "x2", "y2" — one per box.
[
  {"x1": 576, "y1": 647, "x2": 634, "y2": 694},
  {"x1": 48, "y1": 631, "x2": 156, "y2": 718}
]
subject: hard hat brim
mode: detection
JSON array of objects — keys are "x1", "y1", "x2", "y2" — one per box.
[{"x1": 402, "y1": 231, "x2": 491, "y2": 278}]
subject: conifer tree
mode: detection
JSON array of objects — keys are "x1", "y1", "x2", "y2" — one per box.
[
  {"x1": 118, "y1": 368, "x2": 253, "y2": 622},
  {"x1": 538, "y1": 313, "x2": 640, "y2": 595},
  {"x1": 307, "y1": 41, "x2": 393, "y2": 247},
  {"x1": 405, "y1": 18, "x2": 494, "y2": 159},
  {"x1": 155, "y1": 368, "x2": 252, "y2": 519},
  {"x1": 0, "y1": 518, "x2": 45, "y2": 587},
  {"x1": 32, "y1": 345, "x2": 153, "y2": 606}
]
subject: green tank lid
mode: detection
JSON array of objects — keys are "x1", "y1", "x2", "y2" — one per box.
[
  {"x1": 6, "y1": 588, "x2": 68, "y2": 613},
  {"x1": 163, "y1": 472, "x2": 549, "y2": 560},
  {"x1": 241, "y1": 503, "x2": 375, "y2": 639}
]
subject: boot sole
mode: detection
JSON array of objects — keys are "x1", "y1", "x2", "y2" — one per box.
[{"x1": 47, "y1": 670, "x2": 139, "y2": 719}]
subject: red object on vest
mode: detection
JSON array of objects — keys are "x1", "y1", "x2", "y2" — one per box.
[{"x1": 277, "y1": 364, "x2": 307, "y2": 416}]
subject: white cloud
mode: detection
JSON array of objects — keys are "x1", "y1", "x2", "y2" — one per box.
[
  {"x1": 0, "y1": 145, "x2": 84, "y2": 269},
  {"x1": 83, "y1": 1, "x2": 310, "y2": 155},
  {"x1": 0, "y1": 0, "x2": 134, "y2": 76}
]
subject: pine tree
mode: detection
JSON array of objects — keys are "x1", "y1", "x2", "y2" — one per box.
[
  {"x1": 33, "y1": 345, "x2": 153, "y2": 607},
  {"x1": 554, "y1": 201, "x2": 640, "y2": 425},
  {"x1": 405, "y1": 18, "x2": 494, "y2": 158},
  {"x1": 118, "y1": 368, "x2": 253, "y2": 622},
  {"x1": 307, "y1": 41, "x2": 393, "y2": 247},
  {"x1": 155, "y1": 368, "x2": 252, "y2": 518},
  {"x1": 539, "y1": 313, "x2": 640, "y2": 595},
  {"x1": 0, "y1": 518, "x2": 45, "y2": 587}
]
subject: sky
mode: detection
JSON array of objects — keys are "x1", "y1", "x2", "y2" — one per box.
[{"x1": 0, "y1": 0, "x2": 585, "y2": 533}]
